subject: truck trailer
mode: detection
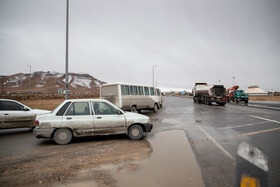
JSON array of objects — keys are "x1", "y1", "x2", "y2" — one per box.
[{"x1": 193, "y1": 83, "x2": 227, "y2": 106}]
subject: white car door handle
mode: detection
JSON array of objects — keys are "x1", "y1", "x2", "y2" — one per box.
[
  {"x1": 4, "y1": 114, "x2": 9, "y2": 116},
  {"x1": 97, "y1": 117, "x2": 102, "y2": 119},
  {"x1": 66, "y1": 117, "x2": 72, "y2": 120}
]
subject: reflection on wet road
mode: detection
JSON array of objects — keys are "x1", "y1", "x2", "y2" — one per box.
[{"x1": 146, "y1": 96, "x2": 280, "y2": 187}]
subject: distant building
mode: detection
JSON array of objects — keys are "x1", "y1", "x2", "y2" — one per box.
[{"x1": 245, "y1": 85, "x2": 268, "y2": 96}]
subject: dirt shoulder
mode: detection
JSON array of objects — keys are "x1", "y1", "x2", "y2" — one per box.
[{"x1": 0, "y1": 137, "x2": 152, "y2": 187}]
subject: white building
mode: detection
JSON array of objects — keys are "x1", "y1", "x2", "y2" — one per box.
[{"x1": 245, "y1": 86, "x2": 268, "y2": 96}]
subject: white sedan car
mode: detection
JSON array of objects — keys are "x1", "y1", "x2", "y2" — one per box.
[
  {"x1": 0, "y1": 99, "x2": 51, "y2": 129},
  {"x1": 34, "y1": 99, "x2": 153, "y2": 145}
]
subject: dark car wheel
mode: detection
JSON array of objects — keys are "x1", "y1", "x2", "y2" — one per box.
[
  {"x1": 128, "y1": 125, "x2": 144, "y2": 140},
  {"x1": 53, "y1": 128, "x2": 73, "y2": 145}
]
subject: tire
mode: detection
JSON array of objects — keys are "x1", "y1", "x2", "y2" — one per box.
[
  {"x1": 131, "y1": 106, "x2": 137, "y2": 113},
  {"x1": 193, "y1": 97, "x2": 197, "y2": 103},
  {"x1": 245, "y1": 100, "x2": 248, "y2": 104},
  {"x1": 153, "y1": 104, "x2": 159, "y2": 112},
  {"x1": 53, "y1": 128, "x2": 73, "y2": 145},
  {"x1": 206, "y1": 98, "x2": 210, "y2": 105},
  {"x1": 128, "y1": 125, "x2": 144, "y2": 140}
]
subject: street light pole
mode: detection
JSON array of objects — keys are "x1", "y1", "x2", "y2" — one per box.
[
  {"x1": 27, "y1": 64, "x2": 31, "y2": 94},
  {"x1": 65, "y1": 0, "x2": 69, "y2": 100},
  {"x1": 153, "y1": 65, "x2": 157, "y2": 87},
  {"x1": 233, "y1": 77, "x2": 235, "y2": 87}
]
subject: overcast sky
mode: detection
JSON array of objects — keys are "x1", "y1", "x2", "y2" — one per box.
[{"x1": 0, "y1": 0, "x2": 279, "y2": 91}]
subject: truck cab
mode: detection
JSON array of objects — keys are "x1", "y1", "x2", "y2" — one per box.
[{"x1": 233, "y1": 90, "x2": 249, "y2": 103}]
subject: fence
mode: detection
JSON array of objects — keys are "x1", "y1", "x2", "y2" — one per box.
[{"x1": 0, "y1": 92, "x2": 100, "y2": 100}]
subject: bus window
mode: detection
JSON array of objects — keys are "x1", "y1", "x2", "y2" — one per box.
[
  {"x1": 150, "y1": 87, "x2": 155, "y2": 96},
  {"x1": 121, "y1": 85, "x2": 130, "y2": 95},
  {"x1": 102, "y1": 85, "x2": 118, "y2": 96},
  {"x1": 130, "y1": 86, "x2": 138, "y2": 95},
  {"x1": 144, "y1": 87, "x2": 149, "y2": 95},
  {"x1": 156, "y1": 89, "x2": 161, "y2": 96},
  {"x1": 138, "y1": 86, "x2": 144, "y2": 95}
]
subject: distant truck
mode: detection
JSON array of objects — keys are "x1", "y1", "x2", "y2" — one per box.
[
  {"x1": 193, "y1": 83, "x2": 227, "y2": 106},
  {"x1": 227, "y1": 86, "x2": 249, "y2": 103}
]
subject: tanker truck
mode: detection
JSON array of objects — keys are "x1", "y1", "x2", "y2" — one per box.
[{"x1": 193, "y1": 83, "x2": 227, "y2": 106}]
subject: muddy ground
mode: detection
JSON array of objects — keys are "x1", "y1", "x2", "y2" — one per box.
[{"x1": 0, "y1": 136, "x2": 152, "y2": 187}]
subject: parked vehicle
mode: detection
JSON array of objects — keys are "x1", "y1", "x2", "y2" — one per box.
[
  {"x1": 100, "y1": 83, "x2": 162, "y2": 113},
  {"x1": 227, "y1": 86, "x2": 249, "y2": 103},
  {"x1": 193, "y1": 83, "x2": 227, "y2": 106},
  {"x1": 0, "y1": 99, "x2": 50, "y2": 129},
  {"x1": 33, "y1": 99, "x2": 153, "y2": 145}
]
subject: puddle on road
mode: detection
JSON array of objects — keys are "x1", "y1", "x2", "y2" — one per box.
[
  {"x1": 59, "y1": 130, "x2": 204, "y2": 187},
  {"x1": 114, "y1": 130, "x2": 204, "y2": 187}
]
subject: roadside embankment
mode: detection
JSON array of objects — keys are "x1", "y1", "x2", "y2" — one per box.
[{"x1": 249, "y1": 96, "x2": 280, "y2": 101}]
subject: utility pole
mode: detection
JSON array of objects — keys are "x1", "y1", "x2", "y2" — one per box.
[
  {"x1": 153, "y1": 65, "x2": 157, "y2": 87},
  {"x1": 27, "y1": 64, "x2": 31, "y2": 94},
  {"x1": 65, "y1": 0, "x2": 69, "y2": 99},
  {"x1": 233, "y1": 77, "x2": 235, "y2": 87}
]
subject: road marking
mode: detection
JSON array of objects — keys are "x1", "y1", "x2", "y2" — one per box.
[
  {"x1": 218, "y1": 121, "x2": 268, "y2": 130},
  {"x1": 249, "y1": 115, "x2": 280, "y2": 124},
  {"x1": 235, "y1": 127, "x2": 280, "y2": 137},
  {"x1": 197, "y1": 125, "x2": 235, "y2": 161}
]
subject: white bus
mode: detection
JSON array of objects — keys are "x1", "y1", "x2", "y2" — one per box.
[{"x1": 100, "y1": 83, "x2": 162, "y2": 113}]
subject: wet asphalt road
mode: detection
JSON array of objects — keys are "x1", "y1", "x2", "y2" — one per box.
[
  {"x1": 0, "y1": 96, "x2": 280, "y2": 187},
  {"x1": 145, "y1": 96, "x2": 280, "y2": 187}
]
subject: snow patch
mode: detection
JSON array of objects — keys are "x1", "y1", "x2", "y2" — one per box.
[
  {"x1": 94, "y1": 80, "x2": 101, "y2": 88},
  {"x1": 71, "y1": 76, "x2": 92, "y2": 88},
  {"x1": 63, "y1": 76, "x2": 72, "y2": 83}
]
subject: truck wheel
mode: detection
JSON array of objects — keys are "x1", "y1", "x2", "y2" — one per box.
[
  {"x1": 193, "y1": 97, "x2": 197, "y2": 103},
  {"x1": 53, "y1": 128, "x2": 72, "y2": 145},
  {"x1": 245, "y1": 100, "x2": 248, "y2": 104},
  {"x1": 128, "y1": 125, "x2": 144, "y2": 140},
  {"x1": 131, "y1": 106, "x2": 137, "y2": 113},
  {"x1": 153, "y1": 104, "x2": 159, "y2": 112},
  {"x1": 206, "y1": 98, "x2": 210, "y2": 105}
]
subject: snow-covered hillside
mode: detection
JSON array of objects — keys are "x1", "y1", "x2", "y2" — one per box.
[{"x1": 1, "y1": 71, "x2": 105, "y2": 94}]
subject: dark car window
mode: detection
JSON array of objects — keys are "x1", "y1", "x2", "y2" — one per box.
[
  {"x1": 65, "y1": 102, "x2": 90, "y2": 116},
  {"x1": 92, "y1": 102, "x2": 119, "y2": 115},
  {"x1": 0, "y1": 101, "x2": 27, "y2": 111},
  {"x1": 56, "y1": 102, "x2": 71, "y2": 116}
]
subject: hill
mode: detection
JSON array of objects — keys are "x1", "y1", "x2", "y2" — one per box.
[{"x1": 0, "y1": 71, "x2": 105, "y2": 95}]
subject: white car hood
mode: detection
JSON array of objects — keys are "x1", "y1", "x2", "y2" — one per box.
[{"x1": 123, "y1": 112, "x2": 150, "y2": 124}]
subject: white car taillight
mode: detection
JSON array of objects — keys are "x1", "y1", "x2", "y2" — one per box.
[{"x1": 35, "y1": 120, "x2": 40, "y2": 127}]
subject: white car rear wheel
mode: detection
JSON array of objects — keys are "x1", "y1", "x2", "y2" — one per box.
[{"x1": 53, "y1": 128, "x2": 73, "y2": 145}]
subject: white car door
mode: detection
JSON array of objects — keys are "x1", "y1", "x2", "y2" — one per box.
[
  {"x1": 0, "y1": 100, "x2": 34, "y2": 129},
  {"x1": 92, "y1": 101, "x2": 126, "y2": 135},
  {"x1": 62, "y1": 101, "x2": 94, "y2": 136}
]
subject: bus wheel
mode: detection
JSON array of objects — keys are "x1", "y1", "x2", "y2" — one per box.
[
  {"x1": 131, "y1": 106, "x2": 137, "y2": 113},
  {"x1": 153, "y1": 104, "x2": 159, "y2": 112}
]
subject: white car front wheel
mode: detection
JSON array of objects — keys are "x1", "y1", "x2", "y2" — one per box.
[{"x1": 128, "y1": 125, "x2": 144, "y2": 140}]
